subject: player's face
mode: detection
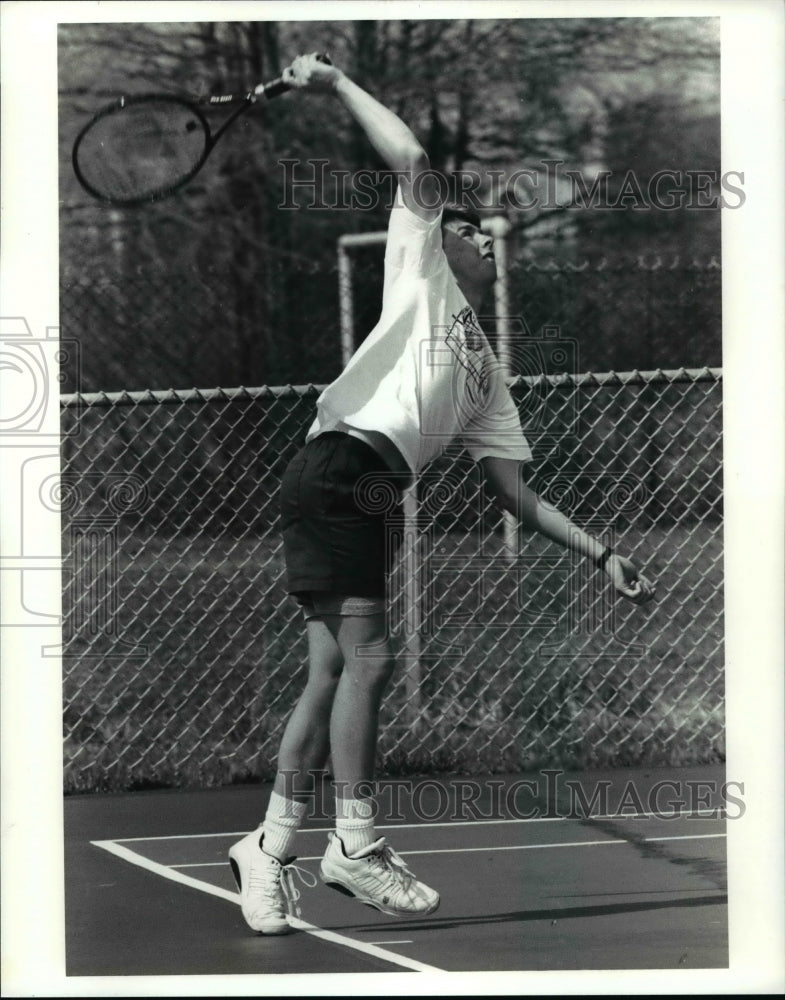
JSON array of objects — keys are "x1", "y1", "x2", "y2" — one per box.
[{"x1": 442, "y1": 219, "x2": 497, "y2": 289}]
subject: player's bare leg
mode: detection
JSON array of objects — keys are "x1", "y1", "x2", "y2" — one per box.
[
  {"x1": 274, "y1": 617, "x2": 344, "y2": 801},
  {"x1": 324, "y1": 612, "x2": 393, "y2": 791},
  {"x1": 318, "y1": 612, "x2": 440, "y2": 916},
  {"x1": 229, "y1": 618, "x2": 341, "y2": 933}
]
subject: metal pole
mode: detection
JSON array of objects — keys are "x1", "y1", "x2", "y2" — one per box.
[
  {"x1": 484, "y1": 215, "x2": 517, "y2": 560},
  {"x1": 337, "y1": 231, "x2": 386, "y2": 368},
  {"x1": 337, "y1": 244, "x2": 355, "y2": 368},
  {"x1": 402, "y1": 485, "x2": 423, "y2": 730}
]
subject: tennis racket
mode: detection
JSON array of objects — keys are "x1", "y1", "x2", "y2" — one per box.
[{"x1": 72, "y1": 53, "x2": 331, "y2": 206}]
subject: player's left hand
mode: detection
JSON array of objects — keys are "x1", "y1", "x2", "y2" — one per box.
[{"x1": 604, "y1": 554, "x2": 656, "y2": 605}]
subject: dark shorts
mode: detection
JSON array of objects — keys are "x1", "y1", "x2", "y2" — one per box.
[{"x1": 279, "y1": 432, "x2": 404, "y2": 600}]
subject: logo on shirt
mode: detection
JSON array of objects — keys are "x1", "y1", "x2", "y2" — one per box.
[
  {"x1": 454, "y1": 306, "x2": 484, "y2": 351},
  {"x1": 445, "y1": 306, "x2": 489, "y2": 404}
]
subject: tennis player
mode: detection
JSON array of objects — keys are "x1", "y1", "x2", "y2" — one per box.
[{"x1": 229, "y1": 54, "x2": 656, "y2": 934}]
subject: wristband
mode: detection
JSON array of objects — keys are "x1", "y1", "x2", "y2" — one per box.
[{"x1": 595, "y1": 546, "x2": 613, "y2": 571}]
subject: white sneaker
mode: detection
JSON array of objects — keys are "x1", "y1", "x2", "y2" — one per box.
[
  {"x1": 319, "y1": 833, "x2": 440, "y2": 917},
  {"x1": 228, "y1": 829, "x2": 301, "y2": 934}
]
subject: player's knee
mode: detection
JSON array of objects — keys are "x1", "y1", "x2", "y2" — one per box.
[
  {"x1": 344, "y1": 652, "x2": 395, "y2": 692},
  {"x1": 306, "y1": 671, "x2": 342, "y2": 702}
]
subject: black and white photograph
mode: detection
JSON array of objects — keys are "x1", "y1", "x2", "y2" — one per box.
[{"x1": 1, "y1": 1, "x2": 783, "y2": 995}]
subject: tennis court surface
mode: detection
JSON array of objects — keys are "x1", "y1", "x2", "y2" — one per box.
[{"x1": 65, "y1": 766, "x2": 728, "y2": 977}]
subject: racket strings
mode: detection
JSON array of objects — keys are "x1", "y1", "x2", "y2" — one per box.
[{"x1": 74, "y1": 99, "x2": 209, "y2": 203}]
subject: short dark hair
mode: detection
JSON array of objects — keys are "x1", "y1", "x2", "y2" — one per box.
[{"x1": 441, "y1": 202, "x2": 481, "y2": 230}]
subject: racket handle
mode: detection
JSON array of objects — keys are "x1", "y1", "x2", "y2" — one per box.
[
  {"x1": 255, "y1": 52, "x2": 332, "y2": 101},
  {"x1": 257, "y1": 78, "x2": 290, "y2": 100}
]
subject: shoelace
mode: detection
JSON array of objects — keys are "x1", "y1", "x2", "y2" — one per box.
[
  {"x1": 366, "y1": 842, "x2": 415, "y2": 890},
  {"x1": 280, "y1": 863, "x2": 318, "y2": 920},
  {"x1": 248, "y1": 867, "x2": 282, "y2": 901}
]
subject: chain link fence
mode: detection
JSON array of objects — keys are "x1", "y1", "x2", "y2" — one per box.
[
  {"x1": 60, "y1": 219, "x2": 721, "y2": 392},
  {"x1": 57, "y1": 17, "x2": 723, "y2": 795},
  {"x1": 61, "y1": 368, "x2": 723, "y2": 793}
]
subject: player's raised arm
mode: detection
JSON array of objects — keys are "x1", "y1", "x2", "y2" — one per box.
[
  {"x1": 480, "y1": 456, "x2": 656, "y2": 605},
  {"x1": 282, "y1": 53, "x2": 442, "y2": 220}
]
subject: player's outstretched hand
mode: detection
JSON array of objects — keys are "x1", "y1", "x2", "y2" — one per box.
[
  {"x1": 282, "y1": 53, "x2": 340, "y2": 93},
  {"x1": 604, "y1": 554, "x2": 656, "y2": 605}
]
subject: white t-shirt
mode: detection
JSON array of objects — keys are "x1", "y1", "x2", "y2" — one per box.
[{"x1": 306, "y1": 191, "x2": 532, "y2": 473}]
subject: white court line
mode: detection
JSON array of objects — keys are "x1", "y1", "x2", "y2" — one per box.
[
  {"x1": 172, "y1": 840, "x2": 624, "y2": 865},
  {"x1": 91, "y1": 839, "x2": 444, "y2": 975},
  {"x1": 169, "y1": 832, "x2": 726, "y2": 867},
  {"x1": 644, "y1": 833, "x2": 727, "y2": 843},
  {"x1": 112, "y1": 808, "x2": 726, "y2": 844},
  {"x1": 93, "y1": 840, "x2": 240, "y2": 905}
]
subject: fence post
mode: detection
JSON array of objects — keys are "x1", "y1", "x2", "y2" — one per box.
[
  {"x1": 337, "y1": 231, "x2": 387, "y2": 365},
  {"x1": 337, "y1": 243, "x2": 355, "y2": 368},
  {"x1": 401, "y1": 485, "x2": 424, "y2": 731},
  {"x1": 485, "y1": 215, "x2": 517, "y2": 561}
]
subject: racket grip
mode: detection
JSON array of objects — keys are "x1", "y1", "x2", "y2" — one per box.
[
  {"x1": 258, "y1": 78, "x2": 290, "y2": 100},
  {"x1": 256, "y1": 53, "x2": 332, "y2": 101}
]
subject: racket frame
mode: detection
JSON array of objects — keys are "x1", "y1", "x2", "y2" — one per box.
[
  {"x1": 71, "y1": 91, "x2": 258, "y2": 207},
  {"x1": 72, "y1": 55, "x2": 328, "y2": 206}
]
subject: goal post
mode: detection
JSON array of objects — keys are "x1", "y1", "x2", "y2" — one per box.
[{"x1": 336, "y1": 219, "x2": 516, "y2": 729}]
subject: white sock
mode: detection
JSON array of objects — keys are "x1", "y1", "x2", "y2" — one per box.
[
  {"x1": 261, "y1": 792, "x2": 307, "y2": 861},
  {"x1": 335, "y1": 796, "x2": 376, "y2": 857}
]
